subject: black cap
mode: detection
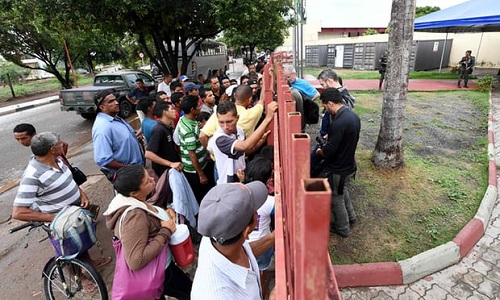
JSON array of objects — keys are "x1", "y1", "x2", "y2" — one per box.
[{"x1": 94, "y1": 88, "x2": 116, "y2": 112}]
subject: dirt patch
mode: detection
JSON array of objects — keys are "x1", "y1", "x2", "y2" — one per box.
[
  {"x1": 305, "y1": 90, "x2": 490, "y2": 264},
  {"x1": 0, "y1": 90, "x2": 59, "y2": 108}
]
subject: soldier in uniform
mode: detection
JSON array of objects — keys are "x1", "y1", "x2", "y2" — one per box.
[
  {"x1": 378, "y1": 50, "x2": 388, "y2": 91},
  {"x1": 458, "y1": 50, "x2": 475, "y2": 88}
]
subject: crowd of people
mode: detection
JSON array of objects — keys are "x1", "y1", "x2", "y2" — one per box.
[{"x1": 11, "y1": 58, "x2": 362, "y2": 299}]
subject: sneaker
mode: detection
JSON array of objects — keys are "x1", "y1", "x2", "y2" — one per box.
[
  {"x1": 457, "y1": 85, "x2": 461, "y2": 88},
  {"x1": 464, "y1": 85, "x2": 469, "y2": 88}
]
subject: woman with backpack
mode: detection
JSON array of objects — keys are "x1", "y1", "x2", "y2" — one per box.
[{"x1": 104, "y1": 164, "x2": 192, "y2": 300}]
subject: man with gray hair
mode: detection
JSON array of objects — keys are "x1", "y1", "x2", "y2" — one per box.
[
  {"x1": 13, "y1": 132, "x2": 111, "y2": 271},
  {"x1": 13, "y1": 132, "x2": 89, "y2": 221},
  {"x1": 283, "y1": 65, "x2": 320, "y2": 131}
]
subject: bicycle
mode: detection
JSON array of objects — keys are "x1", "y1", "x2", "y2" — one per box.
[{"x1": 10, "y1": 221, "x2": 108, "y2": 300}]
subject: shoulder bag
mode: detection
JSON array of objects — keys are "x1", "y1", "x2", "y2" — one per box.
[
  {"x1": 111, "y1": 205, "x2": 168, "y2": 300},
  {"x1": 60, "y1": 154, "x2": 87, "y2": 186}
]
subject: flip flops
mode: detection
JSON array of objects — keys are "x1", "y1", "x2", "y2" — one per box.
[
  {"x1": 82, "y1": 281, "x2": 98, "y2": 293},
  {"x1": 94, "y1": 256, "x2": 112, "y2": 269}
]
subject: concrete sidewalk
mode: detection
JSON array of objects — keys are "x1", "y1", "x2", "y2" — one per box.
[
  {"x1": 304, "y1": 74, "x2": 478, "y2": 92},
  {"x1": 0, "y1": 95, "x2": 59, "y2": 117}
]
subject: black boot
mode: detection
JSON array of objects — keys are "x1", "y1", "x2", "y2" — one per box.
[{"x1": 464, "y1": 81, "x2": 468, "y2": 88}]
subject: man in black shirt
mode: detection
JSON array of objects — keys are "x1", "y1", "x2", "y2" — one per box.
[
  {"x1": 145, "y1": 101, "x2": 183, "y2": 177},
  {"x1": 315, "y1": 88, "x2": 361, "y2": 238}
]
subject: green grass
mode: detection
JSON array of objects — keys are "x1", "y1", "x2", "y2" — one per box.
[
  {"x1": 0, "y1": 75, "x2": 93, "y2": 102},
  {"x1": 303, "y1": 67, "x2": 469, "y2": 80},
  {"x1": 328, "y1": 90, "x2": 490, "y2": 264}
]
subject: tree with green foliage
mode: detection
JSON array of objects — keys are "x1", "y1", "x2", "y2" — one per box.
[
  {"x1": 0, "y1": 0, "x2": 120, "y2": 89},
  {"x1": 1, "y1": 0, "x2": 297, "y2": 84},
  {"x1": 215, "y1": 0, "x2": 295, "y2": 62},
  {"x1": 73, "y1": 0, "x2": 223, "y2": 77},
  {"x1": 363, "y1": 28, "x2": 380, "y2": 36},
  {"x1": 0, "y1": 61, "x2": 31, "y2": 83},
  {"x1": 0, "y1": 0, "x2": 71, "y2": 88},
  {"x1": 415, "y1": 6, "x2": 440, "y2": 18}
]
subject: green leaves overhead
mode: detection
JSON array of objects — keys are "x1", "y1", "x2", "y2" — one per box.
[{"x1": 0, "y1": 0, "x2": 295, "y2": 81}]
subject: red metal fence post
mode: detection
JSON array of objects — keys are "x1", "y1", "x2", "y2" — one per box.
[{"x1": 271, "y1": 54, "x2": 341, "y2": 300}]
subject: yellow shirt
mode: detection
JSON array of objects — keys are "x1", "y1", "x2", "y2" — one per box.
[{"x1": 201, "y1": 103, "x2": 264, "y2": 138}]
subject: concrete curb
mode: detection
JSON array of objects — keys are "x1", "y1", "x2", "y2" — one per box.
[
  {"x1": 334, "y1": 91, "x2": 498, "y2": 288},
  {"x1": 400, "y1": 241, "x2": 460, "y2": 284},
  {"x1": 0, "y1": 96, "x2": 59, "y2": 117}
]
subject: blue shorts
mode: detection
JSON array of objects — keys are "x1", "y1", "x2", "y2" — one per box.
[{"x1": 257, "y1": 247, "x2": 274, "y2": 270}]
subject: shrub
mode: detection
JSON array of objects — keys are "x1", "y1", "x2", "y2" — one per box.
[{"x1": 476, "y1": 75, "x2": 494, "y2": 92}]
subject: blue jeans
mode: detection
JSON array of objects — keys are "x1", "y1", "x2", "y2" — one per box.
[{"x1": 256, "y1": 246, "x2": 275, "y2": 270}]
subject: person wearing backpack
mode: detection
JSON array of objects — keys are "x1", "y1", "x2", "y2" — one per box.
[
  {"x1": 104, "y1": 164, "x2": 192, "y2": 300},
  {"x1": 283, "y1": 65, "x2": 321, "y2": 131},
  {"x1": 12, "y1": 132, "x2": 111, "y2": 291}
]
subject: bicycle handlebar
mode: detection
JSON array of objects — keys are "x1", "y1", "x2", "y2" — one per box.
[{"x1": 9, "y1": 221, "x2": 45, "y2": 234}]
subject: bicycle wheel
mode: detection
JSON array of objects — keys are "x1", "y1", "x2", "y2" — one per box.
[{"x1": 43, "y1": 257, "x2": 108, "y2": 300}]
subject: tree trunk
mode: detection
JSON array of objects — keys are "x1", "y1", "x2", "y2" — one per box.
[
  {"x1": 6, "y1": 73, "x2": 16, "y2": 98},
  {"x1": 372, "y1": 0, "x2": 415, "y2": 170}
]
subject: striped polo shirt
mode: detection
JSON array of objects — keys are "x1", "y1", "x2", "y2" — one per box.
[
  {"x1": 14, "y1": 157, "x2": 81, "y2": 214},
  {"x1": 178, "y1": 116, "x2": 207, "y2": 173}
]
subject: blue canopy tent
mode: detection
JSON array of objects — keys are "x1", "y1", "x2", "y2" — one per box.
[{"x1": 414, "y1": 0, "x2": 500, "y2": 70}]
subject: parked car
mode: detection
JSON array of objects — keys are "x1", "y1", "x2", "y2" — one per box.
[
  {"x1": 74, "y1": 68, "x2": 89, "y2": 74},
  {"x1": 59, "y1": 70, "x2": 156, "y2": 119}
]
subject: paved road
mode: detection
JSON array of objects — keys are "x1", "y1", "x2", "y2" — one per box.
[{"x1": 0, "y1": 102, "x2": 94, "y2": 187}]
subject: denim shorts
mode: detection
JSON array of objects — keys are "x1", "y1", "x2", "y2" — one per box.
[{"x1": 257, "y1": 247, "x2": 275, "y2": 271}]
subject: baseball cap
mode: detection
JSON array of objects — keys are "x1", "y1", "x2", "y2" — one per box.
[
  {"x1": 94, "y1": 88, "x2": 116, "y2": 113},
  {"x1": 179, "y1": 75, "x2": 189, "y2": 82},
  {"x1": 248, "y1": 79, "x2": 258, "y2": 86},
  {"x1": 198, "y1": 181, "x2": 268, "y2": 243},
  {"x1": 183, "y1": 82, "x2": 201, "y2": 93}
]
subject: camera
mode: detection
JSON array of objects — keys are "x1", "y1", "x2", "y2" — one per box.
[{"x1": 316, "y1": 136, "x2": 328, "y2": 148}]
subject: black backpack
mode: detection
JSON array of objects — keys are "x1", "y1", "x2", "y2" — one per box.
[
  {"x1": 338, "y1": 87, "x2": 356, "y2": 110},
  {"x1": 301, "y1": 94, "x2": 320, "y2": 124}
]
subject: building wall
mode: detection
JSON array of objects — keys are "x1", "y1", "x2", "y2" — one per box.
[
  {"x1": 448, "y1": 32, "x2": 500, "y2": 67},
  {"x1": 279, "y1": 23, "x2": 500, "y2": 68}
]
